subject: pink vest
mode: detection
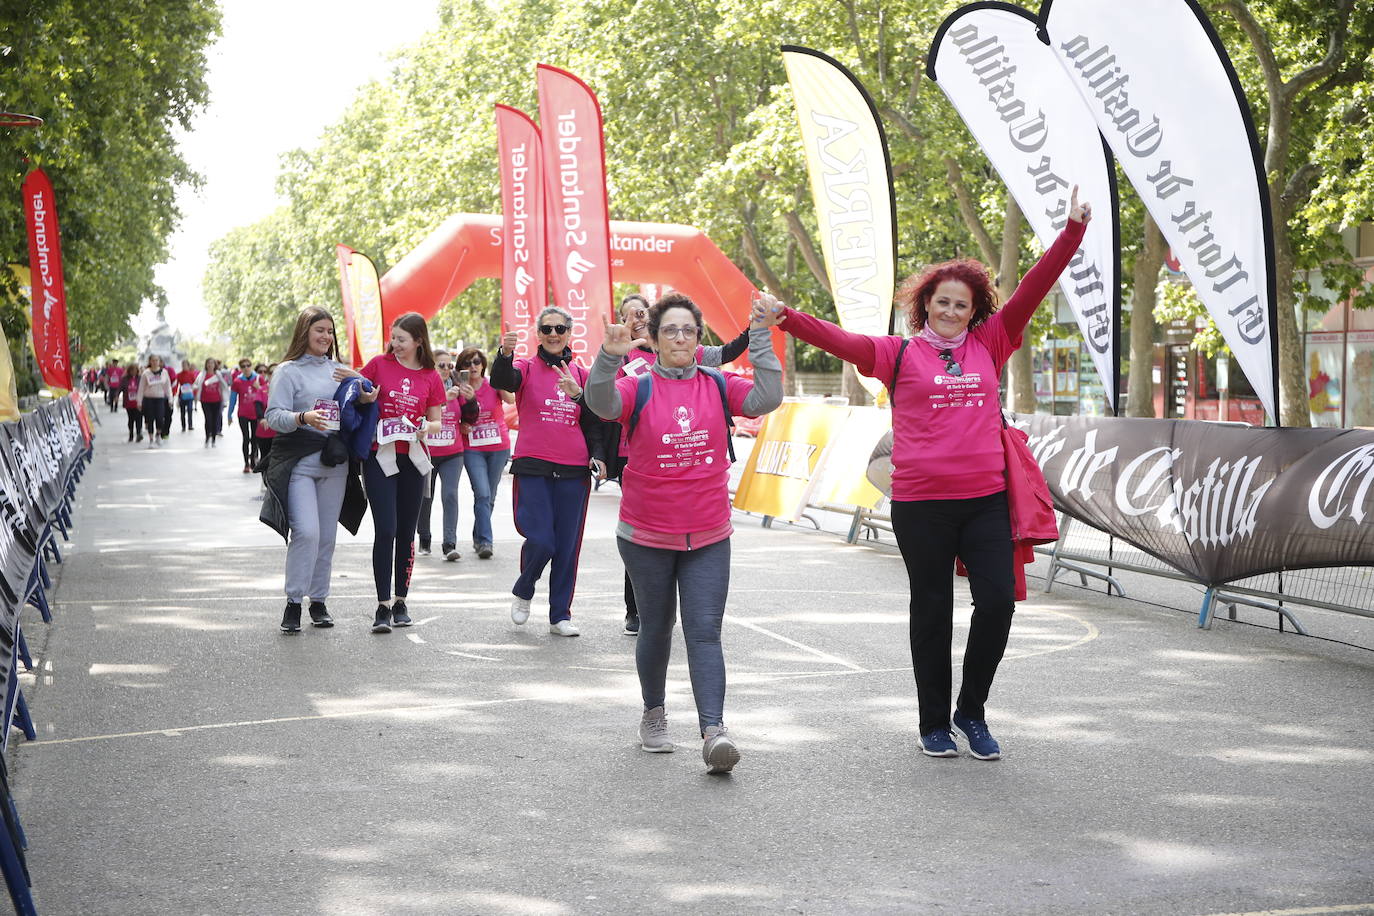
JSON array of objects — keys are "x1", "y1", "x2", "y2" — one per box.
[
  {"x1": 613, "y1": 370, "x2": 750, "y2": 536},
  {"x1": 513, "y1": 356, "x2": 589, "y2": 465},
  {"x1": 466, "y1": 382, "x2": 511, "y2": 452}
]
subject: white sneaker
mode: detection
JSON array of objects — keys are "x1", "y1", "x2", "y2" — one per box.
[
  {"x1": 638, "y1": 706, "x2": 674, "y2": 753},
  {"x1": 549, "y1": 619, "x2": 580, "y2": 637},
  {"x1": 510, "y1": 596, "x2": 531, "y2": 625},
  {"x1": 702, "y1": 725, "x2": 740, "y2": 774}
]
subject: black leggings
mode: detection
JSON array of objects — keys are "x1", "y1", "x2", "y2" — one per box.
[
  {"x1": 363, "y1": 452, "x2": 425, "y2": 601},
  {"x1": 125, "y1": 406, "x2": 142, "y2": 439},
  {"x1": 179, "y1": 398, "x2": 195, "y2": 430},
  {"x1": 239, "y1": 416, "x2": 257, "y2": 466},
  {"x1": 142, "y1": 398, "x2": 167, "y2": 439},
  {"x1": 890, "y1": 491, "x2": 1016, "y2": 735},
  {"x1": 202, "y1": 402, "x2": 223, "y2": 440}
]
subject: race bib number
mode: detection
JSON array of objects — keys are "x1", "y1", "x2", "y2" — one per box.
[
  {"x1": 426, "y1": 418, "x2": 457, "y2": 446},
  {"x1": 313, "y1": 398, "x2": 340, "y2": 431},
  {"x1": 377, "y1": 416, "x2": 415, "y2": 444},
  {"x1": 622, "y1": 357, "x2": 651, "y2": 379},
  {"x1": 467, "y1": 421, "x2": 501, "y2": 447}
]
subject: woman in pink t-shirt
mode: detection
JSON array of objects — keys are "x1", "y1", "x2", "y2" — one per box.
[
  {"x1": 491, "y1": 307, "x2": 610, "y2": 637},
  {"x1": 586, "y1": 292, "x2": 782, "y2": 774},
  {"x1": 358, "y1": 312, "x2": 447, "y2": 633},
  {"x1": 416, "y1": 347, "x2": 479, "y2": 560},
  {"x1": 770, "y1": 188, "x2": 1093, "y2": 762},
  {"x1": 456, "y1": 346, "x2": 512, "y2": 560},
  {"x1": 196, "y1": 358, "x2": 226, "y2": 448}
]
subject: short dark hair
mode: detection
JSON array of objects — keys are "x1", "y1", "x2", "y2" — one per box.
[
  {"x1": 455, "y1": 346, "x2": 488, "y2": 375},
  {"x1": 647, "y1": 291, "x2": 704, "y2": 341}
]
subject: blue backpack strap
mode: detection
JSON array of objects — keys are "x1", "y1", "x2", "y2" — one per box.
[
  {"x1": 697, "y1": 366, "x2": 737, "y2": 463},
  {"x1": 889, "y1": 337, "x2": 911, "y2": 407},
  {"x1": 626, "y1": 373, "x2": 655, "y2": 442}
]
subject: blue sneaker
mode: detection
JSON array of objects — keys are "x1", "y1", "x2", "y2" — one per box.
[
  {"x1": 952, "y1": 710, "x2": 1002, "y2": 760},
  {"x1": 920, "y1": 728, "x2": 959, "y2": 758}
]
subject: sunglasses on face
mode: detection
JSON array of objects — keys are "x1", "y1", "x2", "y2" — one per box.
[
  {"x1": 939, "y1": 350, "x2": 963, "y2": 377},
  {"x1": 458, "y1": 360, "x2": 482, "y2": 369},
  {"x1": 659, "y1": 325, "x2": 700, "y2": 341},
  {"x1": 538, "y1": 324, "x2": 570, "y2": 335},
  {"x1": 437, "y1": 363, "x2": 454, "y2": 370}
]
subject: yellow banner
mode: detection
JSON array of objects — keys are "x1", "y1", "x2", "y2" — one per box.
[
  {"x1": 783, "y1": 47, "x2": 896, "y2": 400},
  {"x1": 810, "y1": 407, "x2": 890, "y2": 509},
  {"x1": 732, "y1": 400, "x2": 849, "y2": 520},
  {"x1": 349, "y1": 252, "x2": 386, "y2": 363}
]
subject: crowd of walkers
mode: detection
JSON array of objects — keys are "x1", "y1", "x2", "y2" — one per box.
[{"x1": 121, "y1": 187, "x2": 1091, "y2": 776}]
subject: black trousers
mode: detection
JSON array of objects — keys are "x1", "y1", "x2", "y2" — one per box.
[
  {"x1": 142, "y1": 398, "x2": 168, "y2": 439},
  {"x1": 890, "y1": 491, "x2": 1016, "y2": 735},
  {"x1": 179, "y1": 398, "x2": 195, "y2": 430},
  {"x1": 239, "y1": 416, "x2": 257, "y2": 467},
  {"x1": 363, "y1": 453, "x2": 425, "y2": 601},
  {"x1": 125, "y1": 406, "x2": 142, "y2": 439}
]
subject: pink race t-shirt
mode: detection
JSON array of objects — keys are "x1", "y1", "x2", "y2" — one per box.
[
  {"x1": 361, "y1": 353, "x2": 446, "y2": 455},
  {"x1": 466, "y1": 382, "x2": 510, "y2": 452},
  {"x1": 199, "y1": 372, "x2": 224, "y2": 403},
  {"x1": 232, "y1": 375, "x2": 261, "y2": 417},
  {"x1": 512, "y1": 357, "x2": 589, "y2": 466},
  {"x1": 613, "y1": 370, "x2": 753, "y2": 539},
  {"x1": 424, "y1": 394, "x2": 466, "y2": 458}
]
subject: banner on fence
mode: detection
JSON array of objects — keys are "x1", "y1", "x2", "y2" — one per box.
[
  {"x1": 22, "y1": 168, "x2": 72, "y2": 391},
  {"x1": 1040, "y1": 0, "x2": 1279, "y2": 423},
  {"x1": 809, "y1": 406, "x2": 890, "y2": 510},
  {"x1": 733, "y1": 400, "x2": 849, "y2": 520},
  {"x1": 1019, "y1": 413, "x2": 1374, "y2": 584},
  {"x1": 928, "y1": 4, "x2": 1121, "y2": 411}
]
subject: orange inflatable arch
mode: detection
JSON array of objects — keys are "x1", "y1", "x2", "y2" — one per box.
[{"x1": 378, "y1": 214, "x2": 782, "y2": 366}]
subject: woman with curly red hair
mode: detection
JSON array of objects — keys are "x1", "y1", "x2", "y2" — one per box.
[{"x1": 762, "y1": 187, "x2": 1093, "y2": 761}]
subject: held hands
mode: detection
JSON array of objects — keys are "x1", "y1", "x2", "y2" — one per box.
[
  {"x1": 499, "y1": 322, "x2": 518, "y2": 356},
  {"x1": 600, "y1": 314, "x2": 649, "y2": 357},
  {"x1": 552, "y1": 362, "x2": 582, "y2": 399},
  {"x1": 1068, "y1": 185, "x2": 1093, "y2": 225},
  {"x1": 750, "y1": 290, "x2": 785, "y2": 329}
]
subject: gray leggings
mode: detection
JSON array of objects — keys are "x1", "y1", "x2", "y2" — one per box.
[{"x1": 617, "y1": 536, "x2": 731, "y2": 734}]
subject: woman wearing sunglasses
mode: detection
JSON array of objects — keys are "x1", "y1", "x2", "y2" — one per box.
[
  {"x1": 585, "y1": 292, "x2": 782, "y2": 773},
  {"x1": 766, "y1": 187, "x2": 1093, "y2": 762},
  {"x1": 454, "y1": 346, "x2": 512, "y2": 559},
  {"x1": 416, "y1": 348, "x2": 479, "y2": 560},
  {"x1": 491, "y1": 306, "x2": 608, "y2": 637}
]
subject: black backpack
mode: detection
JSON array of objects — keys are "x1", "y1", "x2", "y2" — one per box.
[{"x1": 626, "y1": 367, "x2": 737, "y2": 463}]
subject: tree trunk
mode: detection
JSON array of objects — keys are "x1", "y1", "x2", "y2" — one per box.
[
  {"x1": 1273, "y1": 230, "x2": 1308, "y2": 427},
  {"x1": 996, "y1": 198, "x2": 1034, "y2": 411},
  {"x1": 1126, "y1": 212, "x2": 1167, "y2": 417}
]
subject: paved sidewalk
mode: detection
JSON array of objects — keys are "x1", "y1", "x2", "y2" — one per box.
[{"x1": 9, "y1": 420, "x2": 1374, "y2": 915}]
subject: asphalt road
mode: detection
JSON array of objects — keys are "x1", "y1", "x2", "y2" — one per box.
[{"x1": 9, "y1": 415, "x2": 1374, "y2": 915}]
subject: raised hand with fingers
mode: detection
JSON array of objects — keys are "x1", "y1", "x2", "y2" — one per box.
[
  {"x1": 1069, "y1": 184, "x2": 1092, "y2": 225},
  {"x1": 499, "y1": 322, "x2": 519, "y2": 356},
  {"x1": 552, "y1": 361, "x2": 582, "y2": 399},
  {"x1": 600, "y1": 314, "x2": 648, "y2": 357},
  {"x1": 750, "y1": 290, "x2": 785, "y2": 328}
]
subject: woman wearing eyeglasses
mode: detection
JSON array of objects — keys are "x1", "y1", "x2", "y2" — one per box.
[
  {"x1": 491, "y1": 306, "x2": 608, "y2": 637},
  {"x1": 585, "y1": 292, "x2": 782, "y2": 773},
  {"x1": 766, "y1": 187, "x2": 1092, "y2": 762}
]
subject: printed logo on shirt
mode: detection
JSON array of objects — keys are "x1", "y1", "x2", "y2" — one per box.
[
  {"x1": 930, "y1": 369, "x2": 986, "y2": 410},
  {"x1": 655, "y1": 404, "x2": 714, "y2": 469}
]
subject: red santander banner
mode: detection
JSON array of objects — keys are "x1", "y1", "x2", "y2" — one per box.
[
  {"x1": 22, "y1": 168, "x2": 72, "y2": 390},
  {"x1": 536, "y1": 63, "x2": 612, "y2": 360},
  {"x1": 495, "y1": 104, "x2": 546, "y2": 361}
]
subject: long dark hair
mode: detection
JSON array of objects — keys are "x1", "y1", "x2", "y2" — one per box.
[
  {"x1": 282, "y1": 306, "x2": 339, "y2": 363},
  {"x1": 388, "y1": 311, "x2": 436, "y2": 370}
]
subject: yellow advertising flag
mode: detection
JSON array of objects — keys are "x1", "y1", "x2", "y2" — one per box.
[
  {"x1": 810, "y1": 407, "x2": 891, "y2": 510},
  {"x1": 0, "y1": 323, "x2": 21, "y2": 422},
  {"x1": 349, "y1": 251, "x2": 386, "y2": 363},
  {"x1": 782, "y1": 46, "x2": 897, "y2": 401},
  {"x1": 732, "y1": 400, "x2": 850, "y2": 520}
]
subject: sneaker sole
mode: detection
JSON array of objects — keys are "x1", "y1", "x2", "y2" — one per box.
[
  {"x1": 952, "y1": 723, "x2": 1001, "y2": 760},
  {"x1": 705, "y1": 742, "x2": 740, "y2": 774},
  {"x1": 371, "y1": 624, "x2": 392, "y2": 634},
  {"x1": 310, "y1": 620, "x2": 334, "y2": 628},
  {"x1": 279, "y1": 626, "x2": 301, "y2": 634},
  {"x1": 920, "y1": 746, "x2": 959, "y2": 758},
  {"x1": 392, "y1": 620, "x2": 413, "y2": 628},
  {"x1": 640, "y1": 742, "x2": 675, "y2": 753},
  {"x1": 477, "y1": 550, "x2": 493, "y2": 559},
  {"x1": 444, "y1": 552, "x2": 460, "y2": 561}
]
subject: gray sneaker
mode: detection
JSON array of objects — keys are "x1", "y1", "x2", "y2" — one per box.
[
  {"x1": 702, "y1": 725, "x2": 740, "y2": 774},
  {"x1": 638, "y1": 706, "x2": 674, "y2": 753}
]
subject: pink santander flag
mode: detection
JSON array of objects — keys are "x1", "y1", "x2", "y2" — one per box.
[
  {"x1": 495, "y1": 104, "x2": 547, "y2": 361},
  {"x1": 536, "y1": 64, "x2": 613, "y2": 361},
  {"x1": 22, "y1": 168, "x2": 72, "y2": 390}
]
